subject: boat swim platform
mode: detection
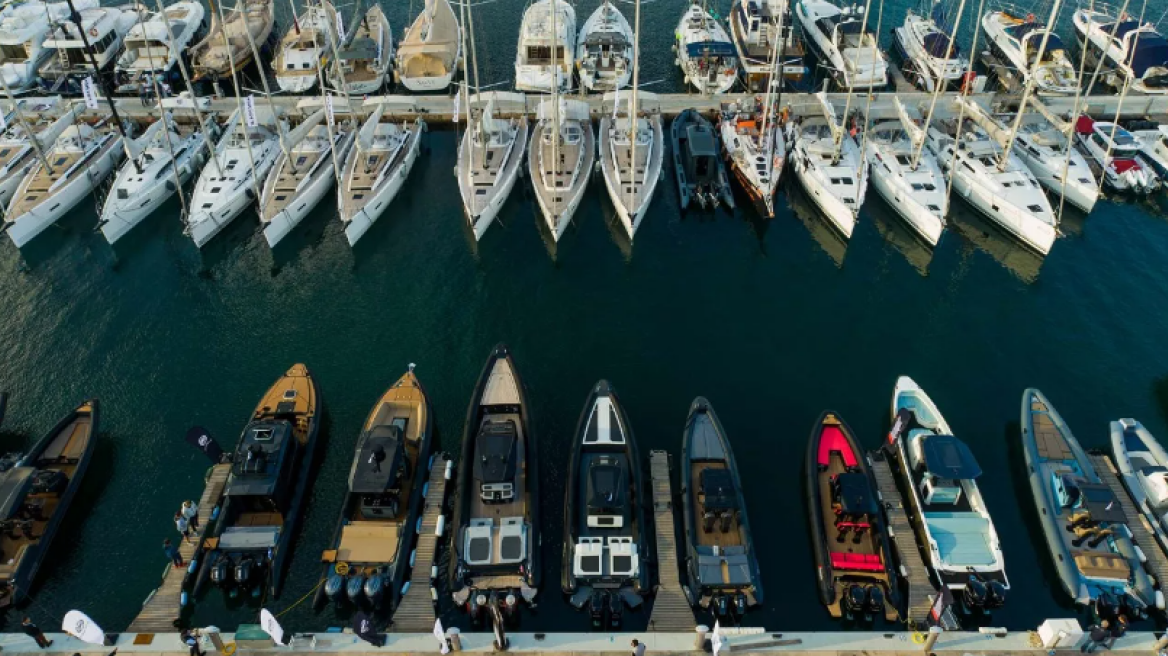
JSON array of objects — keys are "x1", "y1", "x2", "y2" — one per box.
[
  {"x1": 127, "y1": 462, "x2": 232, "y2": 633},
  {"x1": 867, "y1": 449, "x2": 939, "y2": 630},
  {"x1": 1087, "y1": 453, "x2": 1168, "y2": 592},
  {"x1": 648, "y1": 450, "x2": 695, "y2": 632},
  {"x1": 14, "y1": 629, "x2": 1168, "y2": 655},
  {"x1": 391, "y1": 454, "x2": 453, "y2": 633}
]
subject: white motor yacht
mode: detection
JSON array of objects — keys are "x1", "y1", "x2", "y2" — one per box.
[
  {"x1": 338, "y1": 104, "x2": 424, "y2": 245},
  {"x1": 115, "y1": 2, "x2": 204, "y2": 95},
  {"x1": 329, "y1": 5, "x2": 393, "y2": 95},
  {"x1": 893, "y1": 2, "x2": 967, "y2": 91},
  {"x1": 927, "y1": 117, "x2": 1058, "y2": 254},
  {"x1": 515, "y1": 0, "x2": 576, "y2": 93},
  {"x1": 186, "y1": 108, "x2": 283, "y2": 248},
  {"x1": 457, "y1": 93, "x2": 528, "y2": 241},
  {"x1": 274, "y1": 1, "x2": 336, "y2": 94},
  {"x1": 101, "y1": 111, "x2": 217, "y2": 244},
  {"x1": 1075, "y1": 117, "x2": 1160, "y2": 194},
  {"x1": 1074, "y1": 8, "x2": 1168, "y2": 95},
  {"x1": 396, "y1": 0, "x2": 460, "y2": 92},
  {"x1": 38, "y1": 5, "x2": 143, "y2": 95},
  {"x1": 796, "y1": 0, "x2": 887, "y2": 89},
  {"x1": 1126, "y1": 122, "x2": 1168, "y2": 179},
  {"x1": 675, "y1": 1, "x2": 738, "y2": 94},
  {"x1": 5, "y1": 113, "x2": 123, "y2": 247},
  {"x1": 719, "y1": 95, "x2": 784, "y2": 217},
  {"x1": 790, "y1": 92, "x2": 867, "y2": 237},
  {"x1": 261, "y1": 103, "x2": 354, "y2": 247},
  {"x1": 599, "y1": 91, "x2": 664, "y2": 240},
  {"x1": 0, "y1": 0, "x2": 95, "y2": 94},
  {"x1": 575, "y1": 1, "x2": 632, "y2": 92},
  {"x1": 862, "y1": 99, "x2": 947, "y2": 245},
  {"x1": 983, "y1": 11, "x2": 1078, "y2": 95},
  {"x1": 528, "y1": 98, "x2": 594, "y2": 241}
]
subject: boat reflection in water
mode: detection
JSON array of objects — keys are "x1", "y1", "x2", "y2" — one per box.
[
  {"x1": 948, "y1": 200, "x2": 1044, "y2": 284},
  {"x1": 867, "y1": 196, "x2": 935, "y2": 276},
  {"x1": 786, "y1": 178, "x2": 848, "y2": 268}
]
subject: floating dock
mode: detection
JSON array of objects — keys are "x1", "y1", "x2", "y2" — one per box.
[
  {"x1": 647, "y1": 450, "x2": 694, "y2": 632},
  {"x1": 868, "y1": 449, "x2": 938, "y2": 629},
  {"x1": 391, "y1": 454, "x2": 452, "y2": 633},
  {"x1": 128, "y1": 462, "x2": 231, "y2": 633},
  {"x1": 1087, "y1": 453, "x2": 1168, "y2": 589}
]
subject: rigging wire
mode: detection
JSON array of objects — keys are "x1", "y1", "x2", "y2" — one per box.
[
  {"x1": 1095, "y1": 0, "x2": 1147, "y2": 198},
  {"x1": 856, "y1": 0, "x2": 883, "y2": 194},
  {"x1": 941, "y1": 0, "x2": 989, "y2": 208}
]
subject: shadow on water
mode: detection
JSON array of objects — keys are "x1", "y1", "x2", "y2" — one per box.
[
  {"x1": 947, "y1": 199, "x2": 1044, "y2": 285},
  {"x1": 15, "y1": 204, "x2": 105, "y2": 271},
  {"x1": 785, "y1": 178, "x2": 848, "y2": 268},
  {"x1": 1153, "y1": 376, "x2": 1168, "y2": 429},
  {"x1": 197, "y1": 214, "x2": 261, "y2": 276},
  {"x1": 866, "y1": 195, "x2": 934, "y2": 277}
]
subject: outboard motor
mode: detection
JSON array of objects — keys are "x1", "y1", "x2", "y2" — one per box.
[
  {"x1": 324, "y1": 572, "x2": 345, "y2": 599},
  {"x1": 608, "y1": 592, "x2": 623, "y2": 629},
  {"x1": 346, "y1": 574, "x2": 365, "y2": 602},
  {"x1": 714, "y1": 594, "x2": 729, "y2": 617},
  {"x1": 985, "y1": 581, "x2": 1007, "y2": 608},
  {"x1": 210, "y1": 557, "x2": 231, "y2": 587},
  {"x1": 1096, "y1": 592, "x2": 1120, "y2": 621},
  {"x1": 468, "y1": 593, "x2": 485, "y2": 625},
  {"x1": 865, "y1": 585, "x2": 885, "y2": 616},
  {"x1": 962, "y1": 577, "x2": 987, "y2": 611},
  {"x1": 364, "y1": 574, "x2": 385, "y2": 602},
  {"x1": 589, "y1": 590, "x2": 605, "y2": 628},
  {"x1": 502, "y1": 593, "x2": 519, "y2": 623},
  {"x1": 734, "y1": 593, "x2": 747, "y2": 617},
  {"x1": 234, "y1": 556, "x2": 255, "y2": 588},
  {"x1": 843, "y1": 584, "x2": 866, "y2": 619}
]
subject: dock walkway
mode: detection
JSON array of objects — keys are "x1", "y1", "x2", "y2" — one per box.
[
  {"x1": 647, "y1": 450, "x2": 694, "y2": 633},
  {"x1": 391, "y1": 455, "x2": 451, "y2": 633},
  {"x1": 128, "y1": 462, "x2": 231, "y2": 633},
  {"x1": 868, "y1": 450, "x2": 935, "y2": 629},
  {"x1": 1088, "y1": 453, "x2": 1168, "y2": 588}
]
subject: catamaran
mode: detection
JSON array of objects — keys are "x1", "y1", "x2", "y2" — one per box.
[
  {"x1": 575, "y1": 0, "x2": 632, "y2": 92},
  {"x1": 395, "y1": 0, "x2": 460, "y2": 91},
  {"x1": 675, "y1": 0, "x2": 738, "y2": 94},
  {"x1": 515, "y1": 0, "x2": 576, "y2": 93}
]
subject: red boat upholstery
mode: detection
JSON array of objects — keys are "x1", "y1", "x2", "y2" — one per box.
[
  {"x1": 1114, "y1": 159, "x2": 1142, "y2": 173},
  {"x1": 818, "y1": 426, "x2": 857, "y2": 467},
  {"x1": 830, "y1": 551, "x2": 883, "y2": 571}
]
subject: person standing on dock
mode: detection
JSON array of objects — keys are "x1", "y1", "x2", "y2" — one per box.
[
  {"x1": 1106, "y1": 616, "x2": 1127, "y2": 649},
  {"x1": 163, "y1": 539, "x2": 183, "y2": 567},
  {"x1": 1081, "y1": 620, "x2": 1109, "y2": 653},
  {"x1": 175, "y1": 511, "x2": 193, "y2": 544},
  {"x1": 182, "y1": 629, "x2": 206, "y2": 656},
  {"x1": 181, "y1": 500, "x2": 199, "y2": 532},
  {"x1": 631, "y1": 639, "x2": 645, "y2": 656},
  {"x1": 21, "y1": 616, "x2": 51, "y2": 648}
]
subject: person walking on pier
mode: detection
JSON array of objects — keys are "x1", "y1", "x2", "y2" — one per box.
[
  {"x1": 175, "y1": 511, "x2": 193, "y2": 544},
  {"x1": 181, "y1": 500, "x2": 199, "y2": 532},
  {"x1": 1081, "y1": 620, "x2": 1109, "y2": 653},
  {"x1": 182, "y1": 629, "x2": 205, "y2": 656},
  {"x1": 21, "y1": 616, "x2": 52, "y2": 648},
  {"x1": 163, "y1": 538, "x2": 183, "y2": 567},
  {"x1": 1106, "y1": 615, "x2": 1127, "y2": 649},
  {"x1": 631, "y1": 639, "x2": 645, "y2": 656}
]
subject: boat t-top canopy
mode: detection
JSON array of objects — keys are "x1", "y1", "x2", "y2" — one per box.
[
  {"x1": 921, "y1": 434, "x2": 982, "y2": 479},
  {"x1": 0, "y1": 467, "x2": 34, "y2": 520},
  {"x1": 1076, "y1": 482, "x2": 1127, "y2": 524},
  {"x1": 922, "y1": 32, "x2": 959, "y2": 57},
  {"x1": 686, "y1": 41, "x2": 736, "y2": 58},
  {"x1": 834, "y1": 472, "x2": 876, "y2": 516},
  {"x1": 700, "y1": 468, "x2": 738, "y2": 511},
  {"x1": 475, "y1": 419, "x2": 517, "y2": 484},
  {"x1": 1127, "y1": 32, "x2": 1168, "y2": 77},
  {"x1": 349, "y1": 424, "x2": 405, "y2": 494}
]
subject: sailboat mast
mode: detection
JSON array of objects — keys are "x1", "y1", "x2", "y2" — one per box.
[
  {"x1": 998, "y1": 0, "x2": 1065, "y2": 169},
  {"x1": 911, "y1": 0, "x2": 968, "y2": 168},
  {"x1": 836, "y1": 0, "x2": 876, "y2": 160},
  {"x1": 856, "y1": 0, "x2": 883, "y2": 191},
  {"x1": 773, "y1": 0, "x2": 787, "y2": 115},
  {"x1": 758, "y1": 10, "x2": 783, "y2": 153},
  {"x1": 309, "y1": 0, "x2": 343, "y2": 193},
  {"x1": 0, "y1": 79, "x2": 52, "y2": 174},
  {"x1": 466, "y1": 0, "x2": 481, "y2": 94},
  {"x1": 551, "y1": 0, "x2": 560, "y2": 220},
  {"x1": 209, "y1": 0, "x2": 264, "y2": 203},
  {"x1": 628, "y1": 0, "x2": 641, "y2": 211},
  {"x1": 242, "y1": 0, "x2": 295, "y2": 169},
  {"x1": 138, "y1": 21, "x2": 191, "y2": 218},
  {"x1": 153, "y1": 0, "x2": 221, "y2": 176}
]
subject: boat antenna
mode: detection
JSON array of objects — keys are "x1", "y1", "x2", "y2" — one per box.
[
  {"x1": 998, "y1": 0, "x2": 1066, "y2": 170},
  {"x1": 855, "y1": 0, "x2": 882, "y2": 195},
  {"x1": 835, "y1": 0, "x2": 876, "y2": 164},
  {"x1": 308, "y1": 0, "x2": 344, "y2": 200},
  {"x1": 207, "y1": 0, "x2": 264, "y2": 205},
  {"x1": 61, "y1": 0, "x2": 141, "y2": 173},
  {"x1": 137, "y1": 14, "x2": 191, "y2": 221},
  {"x1": 627, "y1": 0, "x2": 642, "y2": 219},
  {"x1": 1095, "y1": 0, "x2": 1146, "y2": 197},
  {"x1": 940, "y1": 0, "x2": 986, "y2": 207},
  {"x1": 911, "y1": 0, "x2": 969, "y2": 169},
  {"x1": 153, "y1": 0, "x2": 222, "y2": 179}
]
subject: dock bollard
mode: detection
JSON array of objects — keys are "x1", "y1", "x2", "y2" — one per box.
[
  {"x1": 922, "y1": 626, "x2": 943, "y2": 653},
  {"x1": 447, "y1": 628, "x2": 462, "y2": 652},
  {"x1": 695, "y1": 625, "x2": 710, "y2": 651}
]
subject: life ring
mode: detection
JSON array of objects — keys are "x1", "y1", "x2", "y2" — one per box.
[
  {"x1": 911, "y1": 632, "x2": 928, "y2": 644},
  {"x1": 334, "y1": 561, "x2": 350, "y2": 575},
  {"x1": 223, "y1": 643, "x2": 237, "y2": 655},
  {"x1": 89, "y1": 27, "x2": 99, "y2": 37}
]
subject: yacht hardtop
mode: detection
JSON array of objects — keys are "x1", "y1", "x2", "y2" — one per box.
[
  {"x1": 115, "y1": 2, "x2": 204, "y2": 92},
  {"x1": 38, "y1": 5, "x2": 142, "y2": 93},
  {"x1": 0, "y1": 0, "x2": 94, "y2": 93},
  {"x1": 515, "y1": 0, "x2": 576, "y2": 93}
]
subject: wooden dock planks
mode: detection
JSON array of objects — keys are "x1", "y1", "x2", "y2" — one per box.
[
  {"x1": 868, "y1": 451, "x2": 936, "y2": 629},
  {"x1": 1088, "y1": 453, "x2": 1168, "y2": 589},
  {"x1": 127, "y1": 462, "x2": 231, "y2": 633},
  {"x1": 648, "y1": 450, "x2": 694, "y2": 633},
  {"x1": 391, "y1": 455, "x2": 451, "y2": 633}
]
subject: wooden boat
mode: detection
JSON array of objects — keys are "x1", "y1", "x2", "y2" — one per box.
[
  {"x1": 315, "y1": 365, "x2": 433, "y2": 611},
  {"x1": 804, "y1": 410, "x2": 898, "y2": 621},
  {"x1": 449, "y1": 344, "x2": 540, "y2": 624},
  {"x1": 195, "y1": 364, "x2": 322, "y2": 600},
  {"x1": 561, "y1": 380, "x2": 647, "y2": 629},
  {"x1": 0, "y1": 399, "x2": 98, "y2": 607},
  {"x1": 190, "y1": 0, "x2": 275, "y2": 82},
  {"x1": 680, "y1": 397, "x2": 762, "y2": 618}
]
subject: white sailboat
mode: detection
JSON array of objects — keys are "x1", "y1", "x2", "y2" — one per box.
[
  {"x1": 675, "y1": 0, "x2": 738, "y2": 94},
  {"x1": 515, "y1": 0, "x2": 576, "y2": 93},
  {"x1": 529, "y1": 100, "x2": 593, "y2": 242},
  {"x1": 115, "y1": 2, "x2": 204, "y2": 94},
  {"x1": 791, "y1": 91, "x2": 867, "y2": 237},
  {"x1": 0, "y1": 0, "x2": 96, "y2": 94},
  {"x1": 0, "y1": 97, "x2": 68, "y2": 209},
  {"x1": 458, "y1": 95, "x2": 528, "y2": 240},
  {"x1": 274, "y1": 0, "x2": 336, "y2": 94},
  {"x1": 396, "y1": 0, "x2": 460, "y2": 91},
  {"x1": 329, "y1": 4, "x2": 393, "y2": 95},
  {"x1": 576, "y1": 0, "x2": 632, "y2": 92},
  {"x1": 338, "y1": 101, "x2": 424, "y2": 245},
  {"x1": 862, "y1": 99, "x2": 947, "y2": 245}
]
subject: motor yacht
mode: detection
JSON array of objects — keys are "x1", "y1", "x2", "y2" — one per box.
[
  {"x1": 450, "y1": 344, "x2": 540, "y2": 624},
  {"x1": 273, "y1": 1, "x2": 335, "y2": 94},
  {"x1": 675, "y1": 1, "x2": 738, "y2": 94},
  {"x1": 315, "y1": 365, "x2": 433, "y2": 610},
  {"x1": 0, "y1": 0, "x2": 95, "y2": 94},
  {"x1": 672, "y1": 108, "x2": 734, "y2": 210},
  {"x1": 339, "y1": 104, "x2": 423, "y2": 246},
  {"x1": 395, "y1": 0, "x2": 460, "y2": 92},
  {"x1": 562, "y1": 381, "x2": 648, "y2": 629},
  {"x1": 599, "y1": 91, "x2": 663, "y2": 241},
  {"x1": 516, "y1": 0, "x2": 576, "y2": 93},
  {"x1": 893, "y1": 1, "x2": 967, "y2": 91},
  {"x1": 891, "y1": 376, "x2": 1008, "y2": 614},
  {"x1": 575, "y1": 0, "x2": 632, "y2": 92},
  {"x1": 458, "y1": 93, "x2": 528, "y2": 241},
  {"x1": 1124, "y1": 121, "x2": 1168, "y2": 178},
  {"x1": 790, "y1": 92, "x2": 867, "y2": 237},
  {"x1": 719, "y1": 95, "x2": 784, "y2": 217},
  {"x1": 1074, "y1": 8, "x2": 1168, "y2": 95},
  {"x1": 1111, "y1": 418, "x2": 1168, "y2": 556},
  {"x1": 195, "y1": 364, "x2": 322, "y2": 600},
  {"x1": 729, "y1": 0, "x2": 807, "y2": 92},
  {"x1": 190, "y1": 0, "x2": 275, "y2": 82},
  {"x1": 983, "y1": 10, "x2": 1078, "y2": 95},
  {"x1": 1075, "y1": 116, "x2": 1161, "y2": 194},
  {"x1": 529, "y1": 98, "x2": 593, "y2": 242},
  {"x1": 114, "y1": 2, "x2": 204, "y2": 95},
  {"x1": 329, "y1": 5, "x2": 392, "y2": 95},
  {"x1": 38, "y1": 5, "x2": 143, "y2": 95},
  {"x1": 1022, "y1": 389, "x2": 1160, "y2": 616},
  {"x1": 796, "y1": 0, "x2": 887, "y2": 90}
]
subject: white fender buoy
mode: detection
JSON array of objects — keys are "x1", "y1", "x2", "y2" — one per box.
[
  {"x1": 410, "y1": 549, "x2": 417, "y2": 567},
  {"x1": 445, "y1": 460, "x2": 453, "y2": 480},
  {"x1": 416, "y1": 517, "x2": 423, "y2": 533},
  {"x1": 1156, "y1": 590, "x2": 1165, "y2": 610},
  {"x1": 422, "y1": 482, "x2": 429, "y2": 498},
  {"x1": 401, "y1": 581, "x2": 411, "y2": 595},
  {"x1": 430, "y1": 586, "x2": 438, "y2": 601},
  {"x1": 1134, "y1": 544, "x2": 1147, "y2": 563},
  {"x1": 431, "y1": 565, "x2": 438, "y2": 579},
  {"x1": 428, "y1": 453, "x2": 436, "y2": 472},
  {"x1": 435, "y1": 514, "x2": 446, "y2": 537}
]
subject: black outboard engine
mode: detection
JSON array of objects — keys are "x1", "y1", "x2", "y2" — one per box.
[
  {"x1": 364, "y1": 573, "x2": 385, "y2": 603},
  {"x1": 608, "y1": 592, "x2": 623, "y2": 629},
  {"x1": 962, "y1": 577, "x2": 987, "y2": 611},
  {"x1": 985, "y1": 581, "x2": 1007, "y2": 608},
  {"x1": 234, "y1": 555, "x2": 255, "y2": 588},
  {"x1": 346, "y1": 574, "x2": 365, "y2": 602},
  {"x1": 865, "y1": 585, "x2": 885, "y2": 617},
  {"x1": 590, "y1": 590, "x2": 605, "y2": 628},
  {"x1": 468, "y1": 593, "x2": 485, "y2": 625},
  {"x1": 324, "y1": 572, "x2": 344, "y2": 600},
  {"x1": 714, "y1": 594, "x2": 729, "y2": 617},
  {"x1": 733, "y1": 593, "x2": 747, "y2": 617},
  {"x1": 210, "y1": 556, "x2": 231, "y2": 587},
  {"x1": 1095, "y1": 592, "x2": 1120, "y2": 622},
  {"x1": 502, "y1": 593, "x2": 519, "y2": 624},
  {"x1": 843, "y1": 584, "x2": 866, "y2": 619}
]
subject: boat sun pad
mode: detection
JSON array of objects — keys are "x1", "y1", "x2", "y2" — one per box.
[
  {"x1": 924, "y1": 512, "x2": 995, "y2": 566},
  {"x1": 336, "y1": 523, "x2": 400, "y2": 563}
]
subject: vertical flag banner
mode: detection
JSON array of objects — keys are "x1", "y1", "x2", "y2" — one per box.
[
  {"x1": 336, "y1": 12, "x2": 345, "y2": 42},
  {"x1": 244, "y1": 95, "x2": 258, "y2": 128},
  {"x1": 81, "y1": 77, "x2": 99, "y2": 110},
  {"x1": 259, "y1": 609, "x2": 284, "y2": 645},
  {"x1": 62, "y1": 610, "x2": 105, "y2": 645},
  {"x1": 325, "y1": 95, "x2": 335, "y2": 127},
  {"x1": 452, "y1": 89, "x2": 461, "y2": 124}
]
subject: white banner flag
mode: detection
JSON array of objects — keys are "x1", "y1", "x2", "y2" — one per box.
[
  {"x1": 62, "y1": 610, "x2": 105, "y2": 646},
  {"x1": 336, "y1": 11, "x2": 345, "y2": 42},
  {"x1": 611, "y1": 89, "x2": 619, "y2": 121},
  {"x1": 433, "y1": 619, "x2": 449, "y2": 654},
  {"x1": 244, "y1": 94, "x2": 258, "y2": 127},
  {"x1": 325, "y1": 94, "x2": 335, "y2": 127},
  {"x1": 0, "y1": 111, "x2": 8, "y2": 131},
  {"x1": 712, "y1": 620, "x2": 725, "y2": 656},
  {"x1": 81, "y1": 77, "x2": 99, "y2": 110},
  {"x1": 259, "y1": 609, "x2": 284, "y2": 645},
  {"x1": 452, "y1": 89, "x2": 461, "y2": 124}
]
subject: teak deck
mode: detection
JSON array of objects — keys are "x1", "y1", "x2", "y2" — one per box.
[
  {"x1": 648, "y1": 450, "x2": 694, "y2": 632},
  {"x1": 391, "y1": 455, "x2": 451, "y2": 633}
]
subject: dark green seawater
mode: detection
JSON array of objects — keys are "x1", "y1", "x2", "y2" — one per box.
[{"x1": 3, "y1": 0, "x2": 1168, "y2": 636}]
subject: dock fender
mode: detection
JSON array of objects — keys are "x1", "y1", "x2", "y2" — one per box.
[
  {"x1": 181, "y1": 590, "x2": 189, "y2": 607},
  {"x1": 416, "y1": 516, "x2": 423, "y2": 533},
  {"x1": 402, "y1": 581, "x2": 411, "y2": 596},
  {"x1": 445, "y1": 460, "x2": 453, "y2": 480},
  {"x1": 422, "y1": 482, "x2": 429, "y2": 499},
  {"x1": 410, "y1": 549, "x2": 417, "y2": 567},
  {"x1": 1134, "y1": 544, "x2": 1147, "y2": 563},
  {"x1": 435, "y1": 514, "x2": 446, "y2": 537},
  {"x1": 1156, "y1": 590, "x2": 1166, "y2": 610},
  {"x1": 428, "y1": 453, "x2": 436, "y2": 472}
]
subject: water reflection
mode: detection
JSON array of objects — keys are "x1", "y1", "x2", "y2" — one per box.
[
  {"x1": 948, "y1": 200, "x2": 1044, "y2": 284},
  {"x1": 867, "y1": 198, "x2": 934, "y2": 276},
  {"x1": 786, "y1": 179, "x2": 847, "y2": 268}
]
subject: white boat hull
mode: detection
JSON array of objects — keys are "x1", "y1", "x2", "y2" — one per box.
[
  {"x1": 101, "y1": 155, "x2": 202, "y2": 244},
  {"x1": 7, "y1": 139, "x2": 121, "y2": 247},
  {"x1": 263, "y1": 135, "x2": 354, "y2": 248},
  {"x1": 399, "y1": 71, "x2": 454, "y2": 92},
  {"x1": 343, "y1": 130, "x2": 422, "y2": 246},
  {"x1": 866, "y1": 150, "x2": 944, "y2": 246},
  {"x1": 791, "y1": 142, "x2": 859, "y2": 238}
]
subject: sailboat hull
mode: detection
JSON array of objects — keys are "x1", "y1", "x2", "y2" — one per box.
[
  {"x1": 102, "y1": 148, "x2": 205, "y2": 245},
  {"x1": 791, "y1": 141, "x2": 859, "y2": 238},
  {"x1": 598, "y1": 115, "x2": 663, "y2": 240},
  {"x1": 342, "y1": 127, "x2": 423, "y2": 246},
  {"x1": 263, "y1": 134, "x2": 355, "y2": 248}
]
